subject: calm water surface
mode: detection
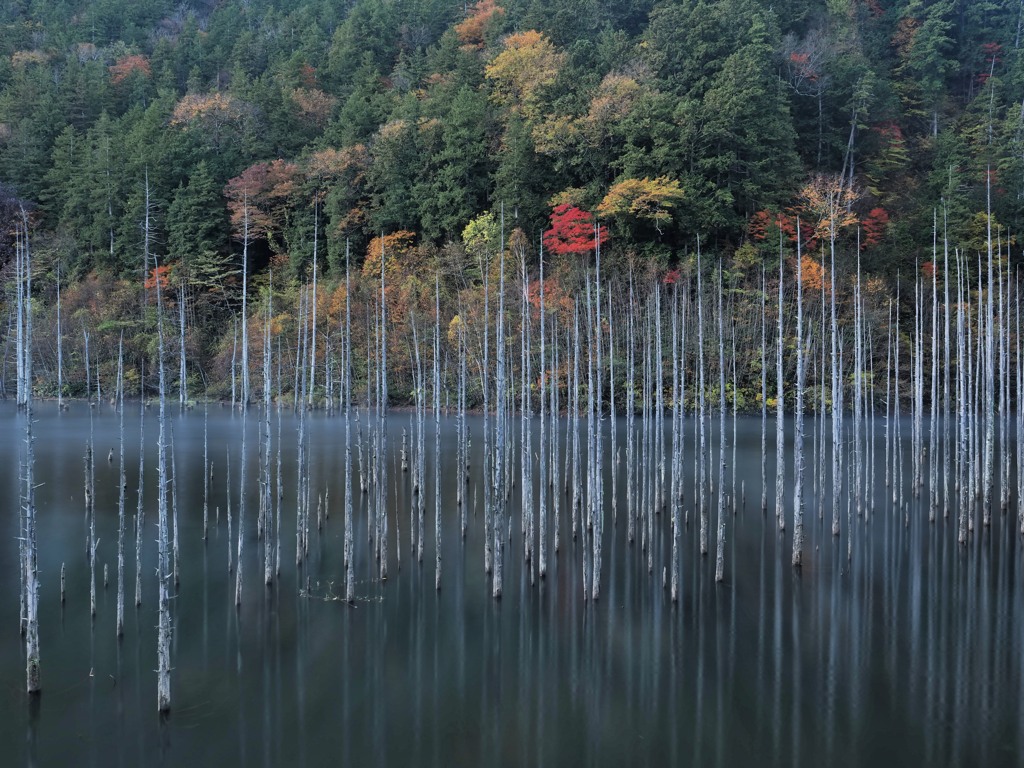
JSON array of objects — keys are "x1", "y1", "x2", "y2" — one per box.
[{"x1": 1, "y1": 402, "x2": 1022, "y2": 766}]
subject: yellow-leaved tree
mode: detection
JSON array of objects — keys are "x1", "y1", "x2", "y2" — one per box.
[
  {"x1": 597, "y1": 176, "x2": 684, "y2": 235},
  {"x1": 796, "y1": 173, "x2": 859, "y2": 244},
  {"x1": 484, "y1": 31, "x2": 565, "y2": 122}
]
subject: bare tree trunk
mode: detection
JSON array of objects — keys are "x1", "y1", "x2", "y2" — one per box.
[
  {"x1": 626, "y1": 274, "x2": 636, "y2": 544},
  {"x1": 276, "y1": 346, "x2": 283, "y2": 578},
  {"x1": 434, "y1": 274, "x2": 442, "y2": 590},
  {"x1": 151, "y1": 173, "x2": 172, "y2": 713},
  {"x1": 231, "y1": 319, "x2": 237, "y2": 410},
  {"x1": 854, "y1": 249, "x2": 863, "y2": 521},
  {"x1": 954, "y1": 249, "x2": 962, "y2": 544},
  {"x1": 520, "y1": 255, "x2": 531, "y2": 563},
  {"x1": 608, "y1": 278, "x2": 617, "y2": 529},
  {"x1": 670, "y1": 287, "x2": 681, "y2": 601},
  {"x1": 776, "y1": 238, "x2": 786, "y2": 530},
  {"x1": 83, "y1": 329, "x2": 90, "y2": 404},
  {"x1": 998, "y1": 235, "x2": 1009, "y2": 512},
  {"x1": 493, "y1": 215, "x2": 506, "y2": 599},
  {"x1": 571, "y1": 301, "x2": 581, "y2": 541},
  {"x1": 87, "y1": 427, "x2": 96, "y2": 619},
  {"x1": 203, "y1": 405, "x2": 209, "y2": 540},
  {"x1": 235, "y1": 399, "x2": 247, "y2": 604},
  {"x1": 227, "y1": 446, "x2": 233, "y2": 572},
  {"x1": 551, "y1": 313, "x2": 560, "y2": 556},
  {"x1": 412, "y1": 316, "x2": 424, "y2": 562},
  {"x1": 178, "y1": 284, "x2": 187, "y2": 406},
  {"x1": 761, "y1": 268, "x2": 767, "y2": 512},
  {"x1": 716, "y1": 264, "x2": 727, "y2": 582},
  {"x1": 539, "y1": 247, "x2": 548, "y2": 578},
  {"x1": 894, "y1": 284, "x2": 902, "y2": 511},
  {"x1": 309, "y1": 205, "x2": 318, "y2": 410},
  {"x1": 930, "y1": 217, "x2": 939, "y2": 521},
  {"x1": 583, "y1": 276, "x2": 594, "y2": 598},
  {"x1": 296, "y1": 287, "x2": 308, "y2": 568},
  {"x1": 15, "y1": 221, "x2": 25, "y2": 408},
  {"x1": 697, "y1": 245, "x2": 708, "y2": 552},
  {"x1": 135, "y1": 372, "x2": 145, "y2": 608},
  {"x1": 482, "y1": 252, "x2": 492, "y2": 574},
  {"x1": 378, "y1": 232, "x2": 389, "y2": 581},
  {"x1": 241, "y1": 196, "x2": 250, "y2": 409},
  {"x1": 264, "y1": 276, "x2": 274, "y2": 587},
  {"x1": 21, "y1": 208, "x2": 40, "y2": 694},
  {"x1": 592, "y1": 238, "x2": 605, "y2": 600},
  {"x1": 792, "y1": 227, "x2": 805, "y2": 568},
  {"x1": 830, "y1": 230, "x2": 841, "y2": 535},
  {"x1": 943, "y1": 212, "x2": 951, "y2": 516},
  {"x1": 116, "y1": 335, "x2": 125, "y2": 637},
  {"x1": 56, "y1": 261, "x2": 62, "y2": 409},
  {"x1": 1016, "y1": 268, "x2": 1023, "y2": 537},
  {"x1": 345, "y1": 244, "x2": 355, "y2": 601},
  {"x1": 984, "y1": 168, "x2": 995, "y2": 522}
]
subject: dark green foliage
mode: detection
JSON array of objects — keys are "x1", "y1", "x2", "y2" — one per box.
[{"x1": 168, "y1": 161, "x2": 232, "y2": 292}]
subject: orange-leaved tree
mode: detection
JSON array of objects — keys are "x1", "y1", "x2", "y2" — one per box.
[
  {"x1": 363, "y1": 231, "x2": 424, "y2": 387},
  {"x1": 798, "y1": 254, "x2": 827, "y2": 293},
  {"x1": 109, "y1": 54, "x2": 151, "y2": 85},
  {"x1": 455, "y1": 0, "x2": 506, "y2": 49},
  {"x1": 224, "y1": 160, "x2": 300, "y2": 252},
  {"x1": 144, "y1": 264, "x2": 173, "y2": 291},
  {"x1": 362, "y1": 231, "x2": 417, "y2": 282},
  {"x1": 748, "y1": 209, "x2": 817, "y2": 252}
]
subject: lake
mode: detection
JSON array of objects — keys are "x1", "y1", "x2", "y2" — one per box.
[{"x1": 2, "y1": 402, "x2": 1022, "y2": 767}]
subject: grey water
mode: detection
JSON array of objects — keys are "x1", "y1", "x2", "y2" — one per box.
[{"x1": 2, "y1": 401, "x2": 1023, "y2": 767}]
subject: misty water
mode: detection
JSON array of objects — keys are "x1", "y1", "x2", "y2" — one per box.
[{"x1": 2, "y1": 401, "x2": 1023, "y2": 767}]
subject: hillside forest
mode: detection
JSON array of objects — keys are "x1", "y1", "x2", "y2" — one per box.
[{"x1": 0, "y1": 0, "x2": 1021, "y2": 404}]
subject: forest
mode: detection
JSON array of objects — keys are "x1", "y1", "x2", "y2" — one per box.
[
  {"x1": 8, "y1": 6, "x2": 1024, "y2": 752},
  {"x1": 0, "y1": 0, "x2": 1021, "y2": 402}
]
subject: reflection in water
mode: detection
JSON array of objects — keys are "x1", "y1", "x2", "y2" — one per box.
[{"x1": 1, "y1": 403, "x2": 1023, "y2": 766}]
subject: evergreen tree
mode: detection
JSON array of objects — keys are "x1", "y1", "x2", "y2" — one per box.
[{"x1": 168, "y1": 161, "x2": 231, "y2": 292}]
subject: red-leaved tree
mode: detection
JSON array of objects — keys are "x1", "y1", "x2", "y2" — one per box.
[
  {"x1": 542, "y1": 204, "x2": 609, "y2": 256},
  {"x1": 861, "y1": 207, "x2": 889, "y2": 248}
]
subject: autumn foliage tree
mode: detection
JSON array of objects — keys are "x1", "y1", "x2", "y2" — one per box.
[
  {"x1": 224, "y1": 160, "x2": 300, "y2": 254},
  {"x1": 542, "y1": 204, "x2": 608, "y2": 257},
  {"x1": 362, "y1": 230, "x2": 418, "y2": 281},
  {"x1": 144, "y1": 264, "x2": 172, "y2": 291},
  {"x1": 170, "y1": 91, "x2": 254, "y2": 169},
  {"x1": 749, "y1": 209, "x2": 817, "y2": 251},
  {"x1": 797, "y1": 173, "x2": 859, "y2": 244},
  {"x1": 170, "y1": 92, "x2": 249, "y2": 129},
  {"x1": 597, "y1": 176, "x2": 684, "y2": 235},
  {"x1": 308, "y1": 145, "x2": 371, "y2": 245},
  {"x1": 861, "y1": 206, "x2": 889, "y2": 248},
  {"x1": 289, "y1": 88, "x2": 336, "y2": 128},
  {"x1": 798, "y1": 254, "x2": 827, "y2": 293},
  {"x1": 455, "y1": 0, "x2": 505, "y2": 49},
  {"x1": 485, "y1": 31, "x2": 565, "y2": 121},
  {"x1": 108, "y1": 54, "x2": 150, "y2": 85}
]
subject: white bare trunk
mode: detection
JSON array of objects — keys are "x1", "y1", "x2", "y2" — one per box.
[{"x1": 793, "y1": 226, "x2": 805, "y2": 567}]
